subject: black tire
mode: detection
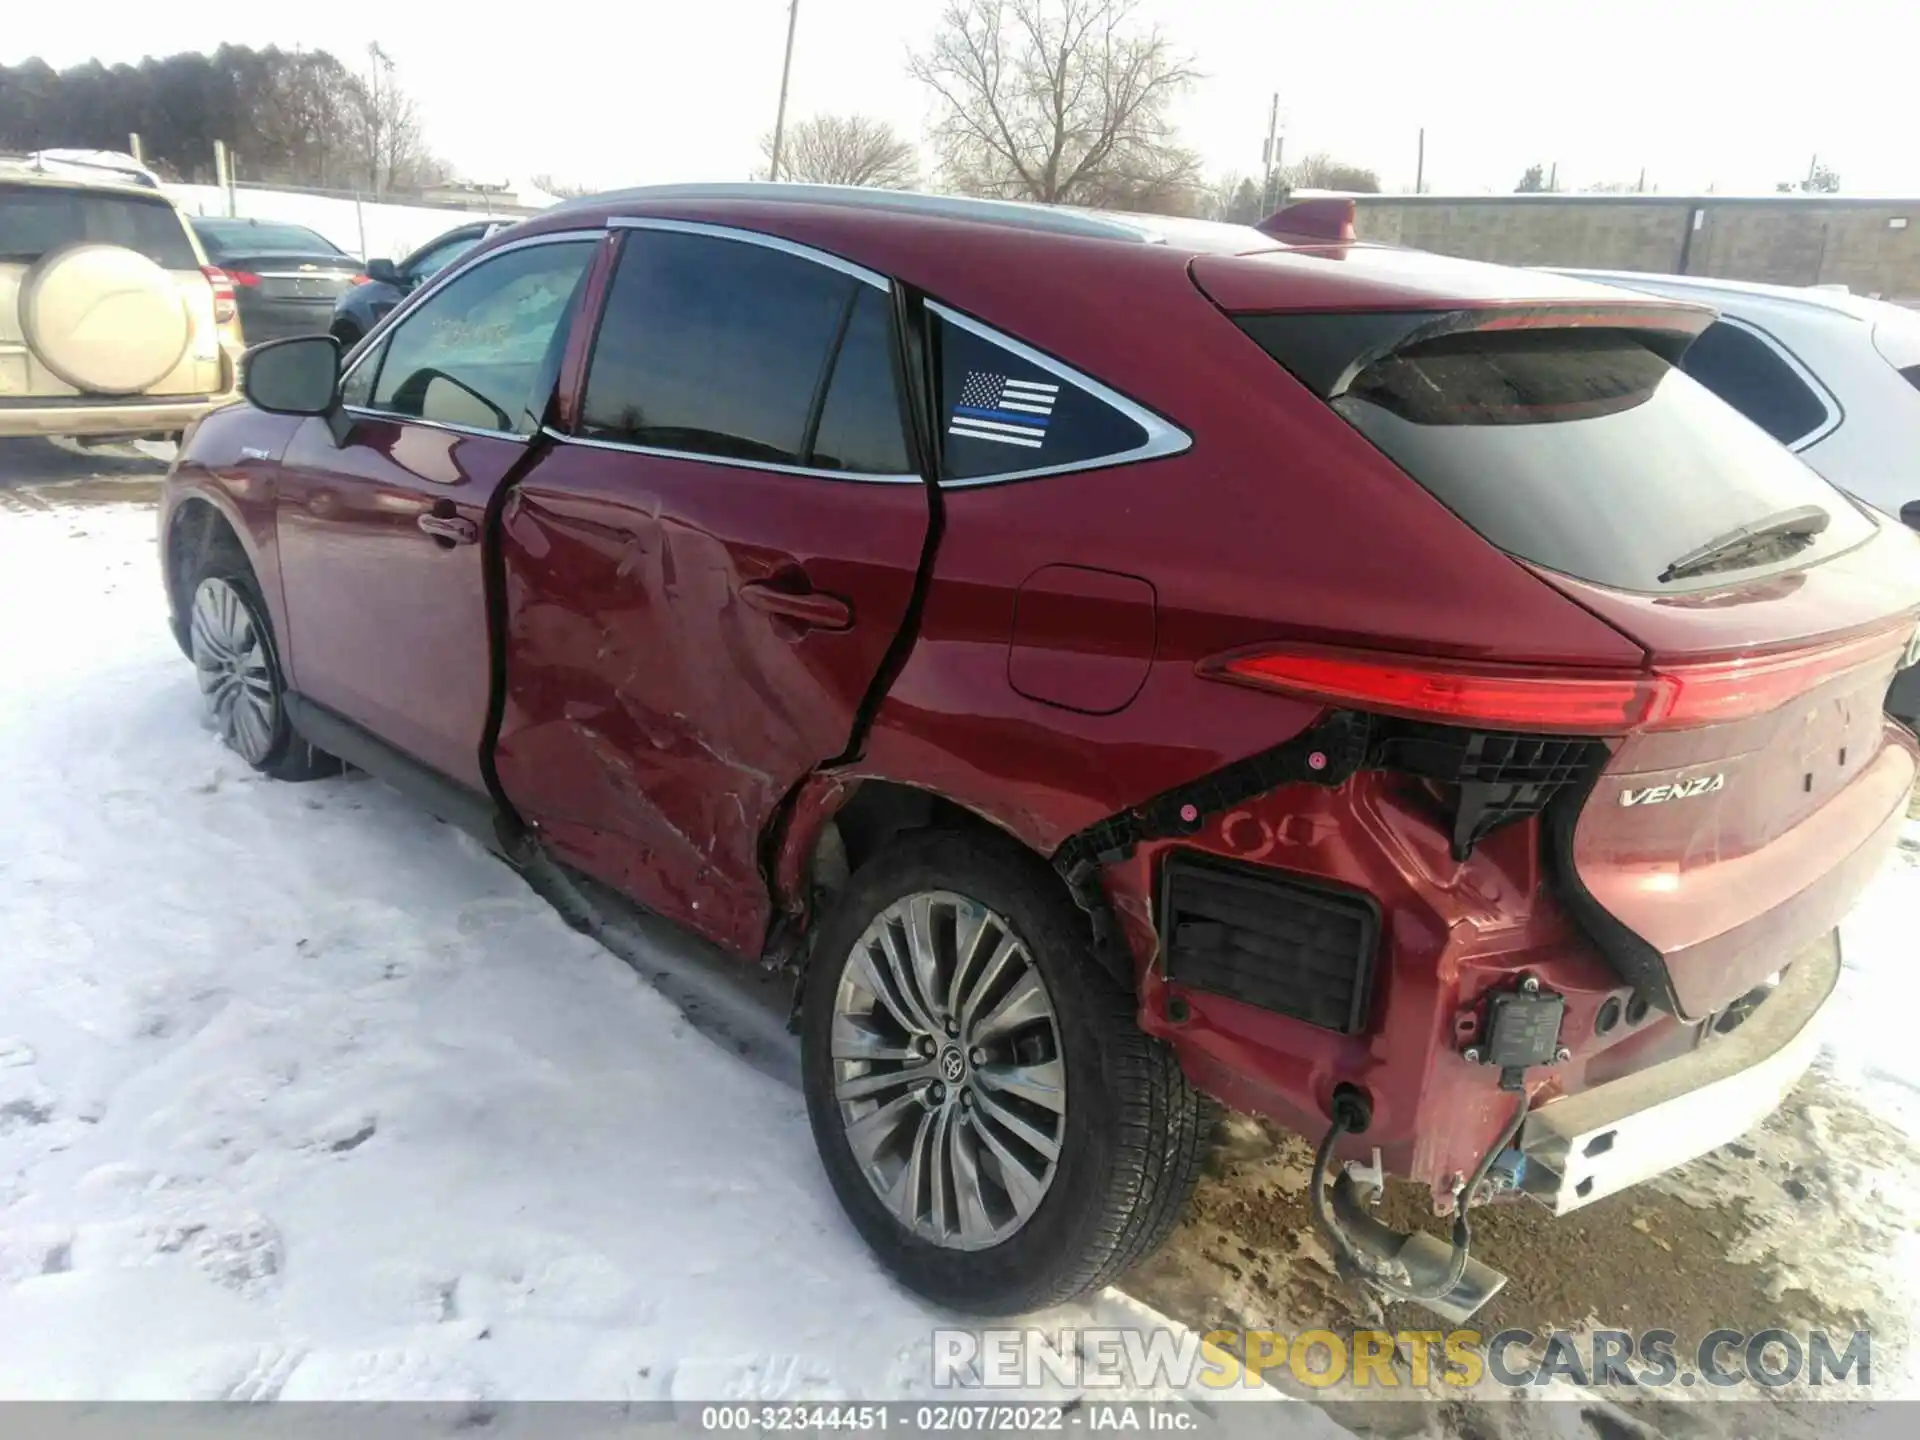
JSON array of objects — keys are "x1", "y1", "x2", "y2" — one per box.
[
  {"x1": 186, "y1": 559, "x2": 340, "y2": 782},
  {"x1": 800, "y1": 828, "x2": 1209, "y2": 1314},
  {"x1": 329, "y1": 320, "x2": 363, "y2": 349}
]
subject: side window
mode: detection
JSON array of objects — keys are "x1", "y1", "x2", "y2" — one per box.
[
  {"x1": 580, "y1": 230, "x2": 858, "y2": 466},
  {"x1": 1680, "y1": 321, "x2": 1831, "y2": 445},
  {"x1": 407, "y1": 235, "x2": 481, "y2": 283},
  {"x1": 370, "y1": 239, "x2": 594, "y2": 435},
  {"x1": 811, "y1": 288, "x2": 911, "y2": 474},
  {"x1": 934, "y1": 311, "x2": 1150, "y2": 481},
  {"x1": 340, "y1": 341, "x2": 379, "y2": 408}
]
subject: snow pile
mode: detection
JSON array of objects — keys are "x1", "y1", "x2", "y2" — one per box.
[{"x1": 0, "y1": 497, "x2": 1301, "y2": 1409}]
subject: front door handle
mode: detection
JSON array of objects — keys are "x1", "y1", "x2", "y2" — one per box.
[
  {"x1": 418, "y1": 512, "x2": 478, "y2": 545},
  {"x1": 739, "y1": 578, "x2": 853, "y2": 632}
]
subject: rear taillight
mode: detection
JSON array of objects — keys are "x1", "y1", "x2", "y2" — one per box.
[
  {"x1": 1206, "y1": 624, "x2": 1915, "y2": 735},
  {"x1": 1648, "y1": 623, "x2": 1915, "y2": 727},
  {"x1": 202, "y1": 265, "x2": 238, "y2": 324},
  {"x1": 1205, "y1": 648, "x2": 1661, "y2": 734},
  {"x1": 226, "y1": 269, "x2": 261, "y2": 288},
  {"x1": 348, "y1": 273, "x2": 371, "y2": 286}
]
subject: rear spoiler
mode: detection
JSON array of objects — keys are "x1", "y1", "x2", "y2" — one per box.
[
  {"x1": 1236, "y1": 302, "x2": 1716, "y2": 400},
  {"x1": 1256, "y1": 197, "x2": 1358, "y2": 243}
]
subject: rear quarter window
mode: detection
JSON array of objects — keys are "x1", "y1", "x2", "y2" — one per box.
[
  {"x1": 935, "y1": 311, "x2": 1151, "y2": 482},
  {"x1": 0, "y1": 184, "x2": 198, "y2": 269},
  {"x1": 1677, "y1": 320, "x2": 1831, "y2": 445},
  {"x1": 1314, "y1": 327, "x2": 1876, "y2": 593}
]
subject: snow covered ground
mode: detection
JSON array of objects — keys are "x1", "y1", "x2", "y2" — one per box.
[
  {"x1": 2, "y1": 467, "x2": 1918, "y2": 1418},
  {"x1": 0, "y1": 487, "x2": 1332, "y2": 1411}
]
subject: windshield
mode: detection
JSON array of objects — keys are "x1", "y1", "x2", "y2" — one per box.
[
  {"x1": 0, "y1": 183, "x2": 198, "y2": 267},
  {"x1": 193, "y1": 219, "x2": 345, "y2": 258},
  {"x1": 1320, "y1": 328, "x2": 1877, "y2": 593}
]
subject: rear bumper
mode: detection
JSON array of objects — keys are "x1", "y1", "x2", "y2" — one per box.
[
  {"x1": 0, "y1": 393, "x2": 237, "y2": 439},
  {"x1": 236, "y1": 298, "x2": 338, "y2": 342},
  {"x1": 1518, "y1": 928, "x2": 1838, "y2": 1213}
]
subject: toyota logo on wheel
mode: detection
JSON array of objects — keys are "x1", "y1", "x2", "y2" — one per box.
[{"x1": 939, "y1": 1047, "x2": 966, "y2": 1083}]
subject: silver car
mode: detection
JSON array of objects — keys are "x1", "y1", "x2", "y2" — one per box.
[{"x1": 1559, "y1": 268, "x2": 1920, "y2": 719}]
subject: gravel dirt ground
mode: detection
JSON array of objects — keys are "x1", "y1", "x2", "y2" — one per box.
[{"x1": 6, "y1": 437, "x2": 1916, "y2": 1437}]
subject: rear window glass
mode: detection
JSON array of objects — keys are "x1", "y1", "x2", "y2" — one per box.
[
  {"x1": 0, "y1": 184, "x2": 197, "y2": 268},
  {"x1": 1317, "y1": 328, "x2": 1875, "y2": 592},
  {"x1": 193, "y1": 220, "x2": 343, "y2": 258}
]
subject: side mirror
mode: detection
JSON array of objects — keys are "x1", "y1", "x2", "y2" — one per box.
[
  {"x1": 243, "y1": 335, "x2": 341, "y2": 417},
  {"x1": 1901, "y1": 501, "x2": 1920, "y2": 532},
  {"x1": 366, "y1": 257, "x2": 402, "y2": 286}
]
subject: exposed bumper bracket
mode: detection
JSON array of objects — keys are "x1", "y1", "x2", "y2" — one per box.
[{"x1": 1519, "y1": 930, "x2": 1840, "y2": 1213}]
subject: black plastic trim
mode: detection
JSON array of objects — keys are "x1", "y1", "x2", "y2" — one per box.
[
  {"x1": 1159, "y1": 851, "x2": 1381, "y2": 1033},
  {"x1": 285, "y1": 693, "x2": 503, "y2": 846},
  {"x1": 1543, "y1": 758, "x2": 1684, "y2": 1019}
]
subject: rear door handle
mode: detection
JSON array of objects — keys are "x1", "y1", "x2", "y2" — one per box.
[
  {"x1": 418, "y1": 512, "x2": 479, "y2": 545},
  {"x1": 739, "y1": 579, "x2": 853, "y2": 631}
]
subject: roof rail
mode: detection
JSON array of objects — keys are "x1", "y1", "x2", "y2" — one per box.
[
  {"x1": 1256, "y1": 197, "x2": 1358, "y2": 243},
  {"x1": 553, "y1": 182, "x2": 1161, "y2": 243}
]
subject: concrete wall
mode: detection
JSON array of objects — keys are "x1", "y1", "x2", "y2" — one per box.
[{"x1": 1350, "y1": 196, "x2": 1920, "y2": 304}]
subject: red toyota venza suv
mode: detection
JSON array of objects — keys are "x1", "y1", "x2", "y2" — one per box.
[{"x1": 160, "y1": 185, "x2": 1920, "y2": 1319}]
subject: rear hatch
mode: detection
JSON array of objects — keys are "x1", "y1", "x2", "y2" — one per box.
[
  {"x1": 1, "y1": 179, "x2": 220, "y2": 399},
  {"x1": 1207, "y1": 256, "x2": 1920, "y2": 1021}
]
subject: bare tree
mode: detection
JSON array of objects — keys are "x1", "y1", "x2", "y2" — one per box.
[
  {"x1": 1203, "y1": 174, "x2": 1262, "y2": 224},
  {"x1": 1514, "y1": 163, "x2": 1548, "y2": 193},
  {"x1": 349, "y1": 48, "x2": 444, "y2": 197},
  {"x1": 531, "y1": 174, "x2": 596, "y2": 199},
  {"x1": 1283, "y1": 152, "x2": 1381, "y2": 194},
  {"x1": 909, "y1": 0, "x2": 1200, "y2": 209},
  {"x1": 757, "y1": 115, "x2": 918, "y2": 188}
]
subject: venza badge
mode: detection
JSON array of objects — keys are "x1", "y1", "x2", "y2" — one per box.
[{"x1": 1620, "y1": 774, "x2": 1726, "y2": 807}]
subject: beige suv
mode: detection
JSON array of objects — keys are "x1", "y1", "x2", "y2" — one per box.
[{"x1": 2, "y1": 160, "x2": 245, "y2": 441}]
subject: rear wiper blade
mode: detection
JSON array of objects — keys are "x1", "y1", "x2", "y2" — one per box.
[{"x1": 1658, "y1": 504, "x2": 1831, "y2": 583}]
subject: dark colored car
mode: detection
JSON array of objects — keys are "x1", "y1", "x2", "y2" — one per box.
[
  {"x1": 328, "y1": 220, "x2": 501, "y2": 347},
  {"x1": 160, "y1": 185, "x2": 1920, "y2": 1319},
  {"x1": 189, "y1": 218, "x2": 364, "y2": 344}
]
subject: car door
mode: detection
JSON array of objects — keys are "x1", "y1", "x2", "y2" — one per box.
[
  {"x1": 274, "y1": 230, "x2": 600, "y2": 791},
  {"x1": 494, "y1": 221, "x2": 931, "y2": 957}
]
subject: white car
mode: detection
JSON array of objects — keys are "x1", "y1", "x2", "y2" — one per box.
[
  {"x1": 1557, "y1": 270, "x2": 1920, "y2": 518},
  {"x1": 1558, "y1": 269, "x2": 1920, "y2": 721}
]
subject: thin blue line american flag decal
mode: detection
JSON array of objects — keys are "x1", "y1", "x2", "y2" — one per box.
[{"x1": 949, "y1": 371, "x2": 1060, "y2": 449}]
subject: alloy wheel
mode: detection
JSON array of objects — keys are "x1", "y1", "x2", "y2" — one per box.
[
  {"x1": 831, "y1": 890, "x2": 1067, "y2": 1251},
  {"x1": 190, "y1": 577, "x2": 279, "y2": 766}
]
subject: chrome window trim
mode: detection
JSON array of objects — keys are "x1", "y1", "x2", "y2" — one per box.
[
  {"x1": 340, "y1": 407, "x2": 528, "y2": 451},
  {"x1": 1709, "y1": 314, "x2": 1845, "y2": 451},
  {"x1": 926, "y1": 301, "x2": 1192, "y2": 488},
  {"x1": 541, "y1": 427, "x2": 922, "y2": 486},
  {"x1": 606, "y1": 215, "x2": 889, "y2": 291},
  {"x1": 337, "y1": 228, "x2": 605, "y2": 399}
]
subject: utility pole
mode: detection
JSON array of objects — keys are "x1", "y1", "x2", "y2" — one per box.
[
  {"x1": 1415, "y1": 128, "x2": 1425, "y2": 194},
  {"x1": 1260, "y1": 93, "x2": 1281, "y2": 212},
  {"x1": 368, "y1": 42, "x2": 392, "y2": 199},
  {"x1": 213, "y1": 139, "x2": 234, "y2": 216},
  {"x1": 768, "y1": 0, "x2": 801, "y2": 183},
  {"x1": 1548, "y1": 160, "x2": 1557, "y2": 193}
]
